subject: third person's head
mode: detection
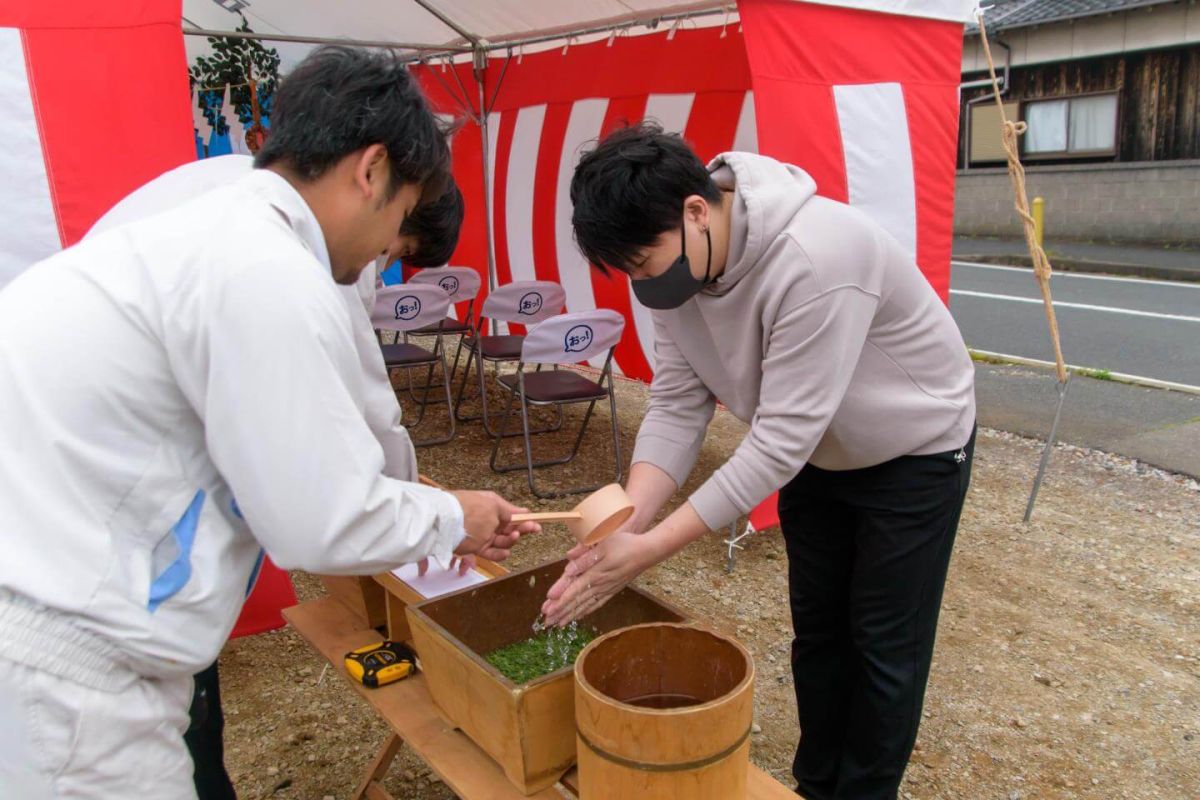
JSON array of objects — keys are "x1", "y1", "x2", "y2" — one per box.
[{"x1": 570, "y1": 122, "x2": 732, "y2": 310}]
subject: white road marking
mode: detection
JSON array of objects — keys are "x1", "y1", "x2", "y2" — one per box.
[{"x1": 950, "y1": 289, "x2": 1200, "y2": 324}]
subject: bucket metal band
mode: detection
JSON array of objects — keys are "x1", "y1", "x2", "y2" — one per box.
[{"x1": 577, "y1": 726, "x2": 751, "y2": 773}]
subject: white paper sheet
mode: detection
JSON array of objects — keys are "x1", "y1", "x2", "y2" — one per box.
[{"x1": 391, "y1": 561, "x2": 490, "y2": 599}]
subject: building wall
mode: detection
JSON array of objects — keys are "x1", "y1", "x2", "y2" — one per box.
[
  {"x1": 954, "y1": 159, "x2": 1200, "y2": 244},
  {"x1": 961, "y1": 44, "x2": 1200, "y2": 162}
]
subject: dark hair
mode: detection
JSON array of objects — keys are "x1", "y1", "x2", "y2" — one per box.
[
  {"x1": 570, "y1": 121, "x2": 721, "y2": 274},
  {"x1": 255, "y1": 46, "x2": 450, "y2": 200},
  {"x1": 399, "y1": 183, "x2": 465, "y2": 268}
]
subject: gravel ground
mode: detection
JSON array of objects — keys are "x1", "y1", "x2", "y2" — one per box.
[{"x1": 219, "y1": 368, "x2": 1200, "y2": 799}]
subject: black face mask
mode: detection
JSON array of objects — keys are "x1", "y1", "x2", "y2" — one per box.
[{"x1": 630, "y1": 224, "x2": 713, "y2": 311}]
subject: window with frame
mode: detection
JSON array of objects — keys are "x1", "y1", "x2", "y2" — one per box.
[{"x1": 1022, "y1": 94, "x2": 1119, "y2": 157}]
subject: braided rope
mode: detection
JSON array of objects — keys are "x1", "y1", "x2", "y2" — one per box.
[{"x1": 976, "y1": 13, "x2": 1069, "y2": 384}]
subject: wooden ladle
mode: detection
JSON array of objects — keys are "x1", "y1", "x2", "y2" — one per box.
[{"x1": 509, "y1": 483, "x2": 634, "y2": 546}]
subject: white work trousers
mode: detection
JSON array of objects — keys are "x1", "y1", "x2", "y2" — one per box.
[{"x1": 0, "y1": 593, "x2": 196, "y2": 799}]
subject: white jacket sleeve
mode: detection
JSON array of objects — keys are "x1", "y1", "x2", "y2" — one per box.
[
  {"x1": 629, "y1": 313, "x2": 717, "y2": 488},
  {"x1": 341, "y1": 280, "x2": 419, "y2": 482},
  {"x1": 173, "y1": 263, "x2": 464, "y2": 574}
]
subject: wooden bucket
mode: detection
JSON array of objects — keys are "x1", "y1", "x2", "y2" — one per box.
[{"x1": 574, "y1": 623, "x2": 755, "y2": 799}]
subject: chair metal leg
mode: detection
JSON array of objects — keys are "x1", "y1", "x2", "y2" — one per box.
[
  {"x1": 487, "y1": 388, "x2": 520, "y2": 472},
  {"x1": 408, "y1": 361, "x2": 455, "y2": 448},
  {"x1": 457, "y1": 354, "x2": 563, "y2": 438},
  {"x1": 403, "y1": 332, "x2": 464, "y2": 404},
  {"x1": 404, "y1": 355, "x2": 456, "y2": 447},
  {"x1": 525, "y1": 369, "x2": 623, "y2": 499},
  {"x1": 452, "y1": 345, "x2": 479, "y2": 422},
  {"x1": 519, "y1": 387, "x2": 539, "y2": 496}
]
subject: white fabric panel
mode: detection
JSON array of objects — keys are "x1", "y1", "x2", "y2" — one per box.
[
  {"x1": 834, "y1": 82, "x2": 918, "y2": 259},
  {"x1": 644, "y1": 92, "x2": 695, "y2": 136},
  {"x1": 784, "y1": 0, "x2": 977, "y2": 23},
  {"x1": 555, "y1": 98, "x2": 607, "y2": 317},
  {"x1": 372, "y1": 284, "x2": 451, "y2": 332},
  {"x1": 221, "y1": 84, "x2": 250, "y2": 156},
  {"x1": 521, "y1": 309, "x2": 625, "y2": 365},
  {"x1": 408, "y1": 265, "x2": 481, "y2": 304},
  {"x1": 190, "y1": 87, "x2": 208, "y2": 138},
  {"x1": 87, "y1": 156, "x2": 253, "y2": 239},
  {"x1": 732, "y1": 91, "x2": 759, "y2": 154},
  {"x1": 485, "y1": 111, "x2": 503, "y2": 332},
  {"x1": 555, "y1": 98, "x2": 609, "y2": 367},
  {"x1": 0, "y1": 28, "x2": 60, "y2": 289},
  {"x1": 625, "y1": 92, "x2": 695, "y2": 372},
  {"x1": 481, "y1": 279, "x2": 565, "y2": 325},
  {"x1": 504, "y1": 104, "x2": 545, "y2": 286}
]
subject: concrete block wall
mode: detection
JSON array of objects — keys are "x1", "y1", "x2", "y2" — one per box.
[{"x1": 954, "y1": 160, "x2": 1200, "y2": 245}]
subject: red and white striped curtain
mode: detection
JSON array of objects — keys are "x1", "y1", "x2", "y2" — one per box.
[
  {"x1": 415, "y1": 0, "x2": 966, "y2": 385},
  {"x1": 0, "y1": 0, "x2": 194, "y2": 289},
  {"x1": 415, "y1": 0, "x2": 968, "y2": 531}
]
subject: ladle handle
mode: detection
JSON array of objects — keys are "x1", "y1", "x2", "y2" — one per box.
[{"x1": 509, "y1": 511, "x2": 584, "y2": 523}]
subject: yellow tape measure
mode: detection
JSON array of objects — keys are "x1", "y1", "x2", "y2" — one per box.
[{"x1": 344, "y1": 640, "x2": 417, "y2": 688}]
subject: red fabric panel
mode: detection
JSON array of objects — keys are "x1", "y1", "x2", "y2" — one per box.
[
  {"x1": 230, "y1": 557, "x2": 297, "y2": 639},
  {"x1": 905, "y1": 82, "x2": 962, "y2": 303},
  {"x1": 590, "y1": 95, "x2": 654, "y2": 382},
  {"x1": 0, "y1": 1, "x2": 176, "y2": 28},
  {"x1": 447, "y1": 123, "x2": 490, "y2": 321},
  {"x1": 739, "y1": 0, "x2": 964, "y2": 300},
  {"x1": 412, "y1": 69, "x2": 491, "y2": 322},
  {"x1": 490, "y1": 110, "x2": 521, "y2": 332},
  {"x1": 683, "y1": 91, "x2": 745, "y2": 164},
  {"x1": 531, "y1": 103, "x2": 572, "y2": 284},
  {"x1": 750, "y1": 77, "x2": 849, "y2": 203},
  {"x1": 19, "y1": 0, "x2": 193, "y2": 246},
  {"x1": 486, "y1": 27, "x2": 751, "y2": 112},
  {"x1": 749, "y1": 491, "x2": 781, "y2": 532}
]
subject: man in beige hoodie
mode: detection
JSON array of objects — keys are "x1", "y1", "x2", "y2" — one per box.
[{"x1": 543, "y1": 123, "x2": 976, "y2": 800}]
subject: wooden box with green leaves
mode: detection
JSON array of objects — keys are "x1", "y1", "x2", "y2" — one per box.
[{"x1": 406, "y1": 558, "x2": 686, "y2": 795}]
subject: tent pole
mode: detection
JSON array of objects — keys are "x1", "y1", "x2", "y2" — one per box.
[
  {"x1": 474, "y1": 48, "x2": 498, "y2": 334},
  {"x1": 406, "y1": 0, "x2": 499, "y2": 331}
]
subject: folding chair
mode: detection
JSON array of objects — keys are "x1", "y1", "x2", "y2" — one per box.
[
  {"x1": 371, "y1": 284, "x2": 455, "y2": 447},
  {"x1": 402, "y1": 266, "x2": 482, "y2": 402},
  {"x1": 488, "y1": 309, "x2": 625, "y2": 498},
  {"x1": 452, "y1": 279, "x2": 567, "y2": 437}
]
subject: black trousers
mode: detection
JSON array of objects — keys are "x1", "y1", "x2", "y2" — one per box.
[
  {"x1": 779, "y1": 428, "x2": 974, "y2": 800},
  {"x1": 185, "y1": 661, "x2": 238, "y2": 800}
]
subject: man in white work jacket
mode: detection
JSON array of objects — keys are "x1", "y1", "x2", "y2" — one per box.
[{"x1": 0, "y1": 46, "x2": 534, "y2": 799}]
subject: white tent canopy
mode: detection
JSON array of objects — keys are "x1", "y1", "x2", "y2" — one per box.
[{"x1": 183, "y1": 0, "x2": 978, "y2": 70}]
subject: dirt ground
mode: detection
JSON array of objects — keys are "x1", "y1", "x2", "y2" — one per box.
[{"x1": 219, "y1": 369, "x2": 1199, "y2": 799}]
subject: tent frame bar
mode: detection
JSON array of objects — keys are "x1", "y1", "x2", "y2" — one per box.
[
  {"x1": 182, "y1": 4, "x2": 734, "y2": 65},
  {"x1": 453, "y1": 2, "x2": 729, "y2": 51},
  {"x1": 182, "y1": 0, "x2": 733, "y2": 320},
  {"x1": 399, "y1": 3, "x2": 734, "y2": 63},
  {"x1": 410, "y1": 0, "x2": 478, "y2": 44},
  {"x1": 180, "y1": 26, "x2": 472, "y2": 53}
]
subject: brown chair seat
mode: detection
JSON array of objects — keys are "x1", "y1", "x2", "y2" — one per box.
[
  {"x1": 412, "y1": 316, "x2": 471, "y2": 335},
  {"x1": 461, "y1": 334, "x2": 524, "y2": 360},
  {"x1": 497, "y1": 371, "x2": 606, "y2": 403},
  {"x1": 381, "y1": 342, "x2": 438, "y2": 367}
]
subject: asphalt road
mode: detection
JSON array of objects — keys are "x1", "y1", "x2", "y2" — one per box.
[
  {"x1": 949, "y1": 260, "x2": 1200, "y2": 388},
  {"x1": 949, "y1": 261, "x2": 1200, "y2": 476}
]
